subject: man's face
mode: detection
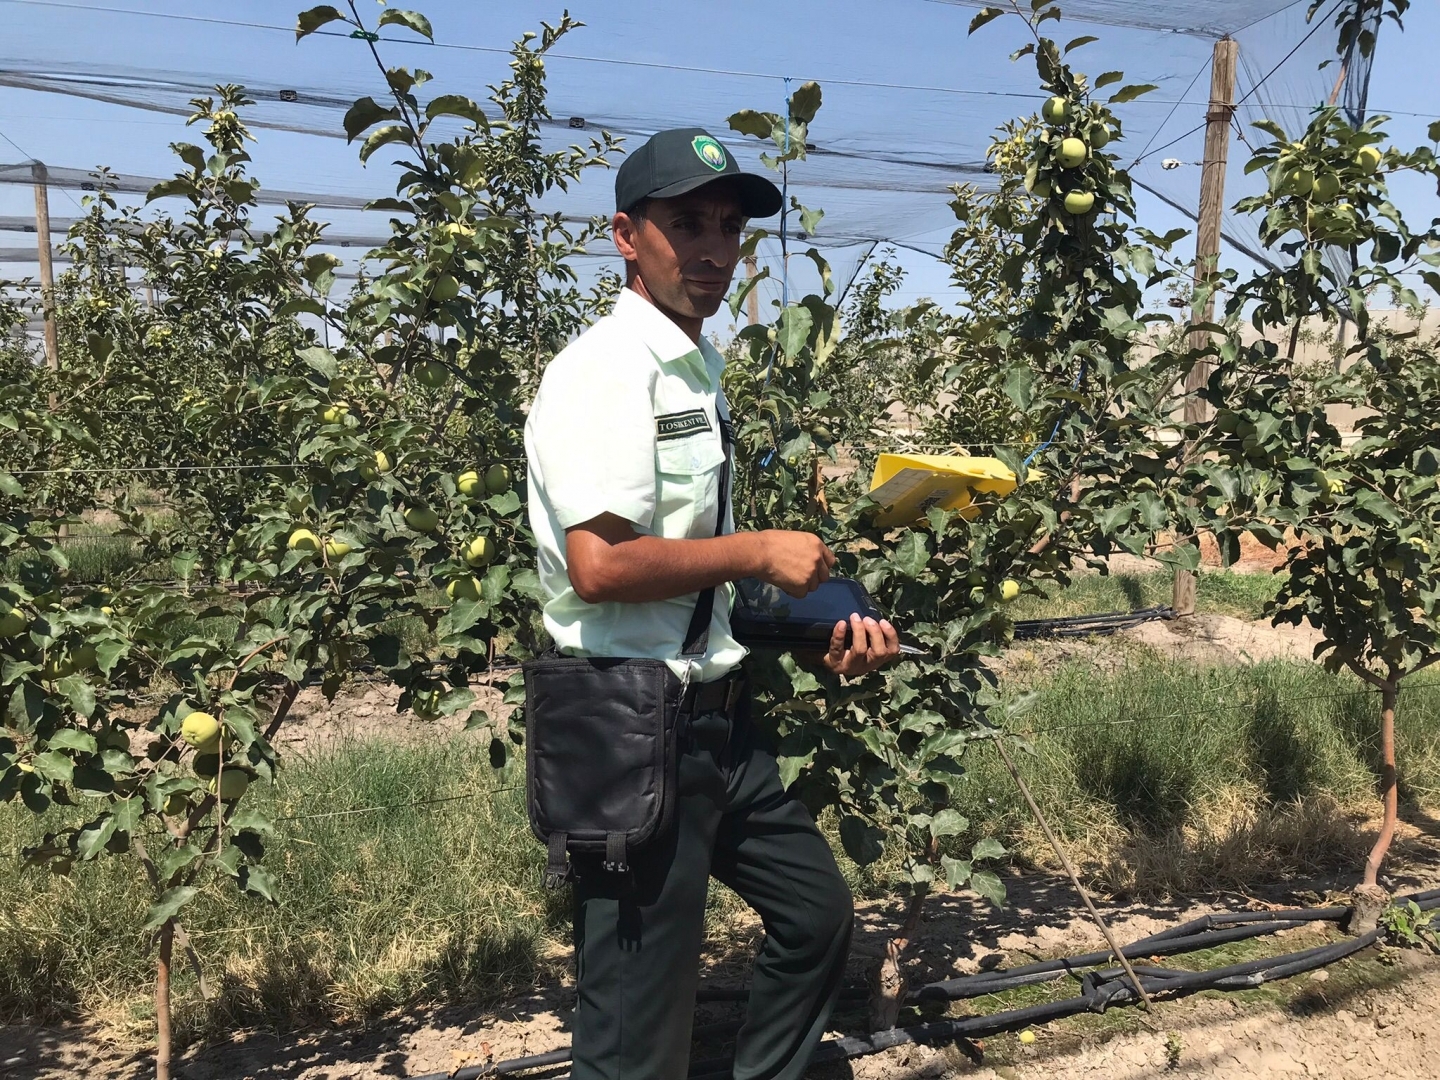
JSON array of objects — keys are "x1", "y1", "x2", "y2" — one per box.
[{"x1": 613, "y1": 185, "x2": 746, "y2": 321}]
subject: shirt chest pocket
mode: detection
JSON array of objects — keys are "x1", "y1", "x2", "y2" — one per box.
[{"x1": 654, "y1": 433, "x2": 725, "y2": 540}]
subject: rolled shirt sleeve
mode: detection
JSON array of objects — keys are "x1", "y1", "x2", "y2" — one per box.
[{"x1": 528, "y1": 343, "x2": 657, "y2": 532}]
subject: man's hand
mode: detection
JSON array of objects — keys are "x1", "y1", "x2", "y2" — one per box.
[
  {"x1": 758, "y1": 530, "x2": 836, "y2": 598},
  {"x1": 821, "y1": 613, "x2": 901, "y2": 679}
]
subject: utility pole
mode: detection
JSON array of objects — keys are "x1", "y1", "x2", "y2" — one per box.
[
  {"x1": 1173, "y1": 36, "x2": 1238, "y2": 617},
  {"x1": 744, "y1": 254, "x2": 760, "y2": 326},
  {"x1": 32, "y1": 161, "x2": 59, "y2": 374}
]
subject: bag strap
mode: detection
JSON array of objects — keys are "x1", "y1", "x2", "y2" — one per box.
[{"x1": 679, "y1": 412, "x2": 732, "y2": 659}]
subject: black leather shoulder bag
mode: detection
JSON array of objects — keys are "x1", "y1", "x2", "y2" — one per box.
[{"x1": 523, "y1": 427, "x2": 730, "y2": 888}]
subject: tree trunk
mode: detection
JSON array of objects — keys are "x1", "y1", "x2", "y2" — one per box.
[
  {"x1": 869, "y1": 886, "x2": 927, "y2": 1031},
  {"x1": 1362, "y1": 682, "x2": 1399, "y2": 889},
  {"x1": 155, "y1": 918, "x2": 174, "y2": 1080}
]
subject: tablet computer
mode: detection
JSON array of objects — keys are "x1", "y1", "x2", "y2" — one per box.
[{"x1": 730, "y1": 577, "x2": 924, "y2": 655}]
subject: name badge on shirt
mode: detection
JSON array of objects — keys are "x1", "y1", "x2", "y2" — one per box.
[{"x1": 655, "y1": 409, "x2": 712, "y2": 442}]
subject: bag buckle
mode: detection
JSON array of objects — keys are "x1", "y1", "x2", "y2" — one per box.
[{"x1": 543, "y1": 831, "x2": 572, "y2": 889}]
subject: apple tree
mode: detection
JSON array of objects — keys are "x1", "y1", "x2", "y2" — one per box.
[
  {"x1": 1183, "y1": 97, "x2": 1440, "y2": 917},
  {"x1": 721, "y1": 23, "x2": 1201, "y2": 1025}
]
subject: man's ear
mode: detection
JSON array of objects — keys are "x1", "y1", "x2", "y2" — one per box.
[{"x1": 612, "y1": 211, "x2": 641, "y2": 261}]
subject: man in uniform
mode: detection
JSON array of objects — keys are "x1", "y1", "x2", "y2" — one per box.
[{"x1": 525, "y1": 127, "x2": 901, "y2": 1080}]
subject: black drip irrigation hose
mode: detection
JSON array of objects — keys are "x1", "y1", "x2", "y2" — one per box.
[
  {"x1": 1013, "y1": 605, "x2": 1175, "y2": 640},
  {"x1": 411, "y1": 887, "x2": 1440, "y2": 1080}
]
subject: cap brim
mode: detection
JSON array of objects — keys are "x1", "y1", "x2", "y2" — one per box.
[{"x1": 644, "y1": 171, "x2": 784, "y2": 219}]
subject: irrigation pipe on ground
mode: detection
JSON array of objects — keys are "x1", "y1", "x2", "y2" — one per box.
[{"x1": 409, "y1": 886, "x2": 1440, "y2": 1080}]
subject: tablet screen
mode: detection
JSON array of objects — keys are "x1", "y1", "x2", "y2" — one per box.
[{"x1": 733, "y1": 577, "x2": 881, "y2": 626}]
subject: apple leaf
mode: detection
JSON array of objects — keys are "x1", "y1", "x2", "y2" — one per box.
[
  {"x1": 358, "y1": 124, "x2": 415, "y2": 164},
  {"x1": 425, "y1": 94, "x2": 488, "y2": 128},
  {"x1": 295, "y1": 5, "x2": 346, "y2": 40},
  {"x1": 968, "y1": 6, "x2": 1006, "y2": 34},
  {"x1": 729, "y1": 266, "x2": 770, "y2": 320},
  {"x1": 143, "y1": 886, "x2": 198, "y2": 931},
  {"x1": 971, "y1": 837, "x2": 1007, "y2": 861},
  {"x1": 343, "y1": 97, "x2": 401, "y2": 143},
  {"x1": 377, "y1": 8, "x2": 434, "y2": 40},
  {"x1": 970, "y1": 870, "x2": 1007, "y2": 907},
  {"x1": 788, "y1": 81, "x2": 823, "y2": 125},
  {"x1": 1108, "y1": 84, "x2": 1158, "y2": 104}
]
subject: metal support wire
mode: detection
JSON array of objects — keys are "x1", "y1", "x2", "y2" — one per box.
[{"x1": 992, "y1": 735, "x2": 1154, "y2": 1011}]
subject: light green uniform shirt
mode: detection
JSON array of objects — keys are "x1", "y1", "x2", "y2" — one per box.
[{"x1": 524, "y1": 287, "x2": 747, "y2": 682}]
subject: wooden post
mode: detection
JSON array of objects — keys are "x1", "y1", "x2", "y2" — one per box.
[
  {"x1": 1173, "y1": 37, "x2": 1238, "y2": 617},
  {"x1": 32, "y1": 161, "x2": 59, "y2": 374},
  {"x1": 744, "y1": 254, "x2": 760, "y2": 326}
]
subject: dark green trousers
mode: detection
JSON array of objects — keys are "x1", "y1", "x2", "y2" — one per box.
[{"x1": 570, "y1": 695, "x2": 854, "y2": 1080}]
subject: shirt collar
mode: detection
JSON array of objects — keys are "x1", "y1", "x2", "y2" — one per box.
[{"x1": 614, "y1": 287, "x2": 718, "y2": 384}]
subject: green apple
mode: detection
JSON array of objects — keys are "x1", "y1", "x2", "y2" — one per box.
[
  {"x1": 1057, "y1": 137, "x2": 1088, "y2": 169},
  {"x1": 162, "y1": 793, "x2": 189, "y2": 817},
  {"x1": 1063, "y1": 190, "x2": 1095, "y2": 215},
  {"x1": 324, "y1": 537, "x2": 352, "y2": 559},
  {"x1": 484, "y1": 463, "x2": 512, "y2": 495},
  {"x1": 101, "y1": 728, "x2": 131, "y2": 752},
  {"x1": 1355, "y1": 146, "x2": 1382, "y2": 173},
  {"x1": 1029, "y1": 177, "x2": 1052, "y2": 198},
  {"x1": 413, "y1": 361, "x2": 448, "y2": 388},
  {"x1": 1281, "y1": 167, "x2": 1314, "y2": 197},
  {"x1": 1311, "y1": 172, "x2": 1341, "y2": 202},
  {"x1": 412, "y1": 686, "x2": 443, "y2": 720},
  {"x1": 320, "y1": 401, "x2": 349, "y2": 424},
  {"x1": 288, "y1": 528, "x2": 321, "y2": 553},
  {"x1": 1088, "y1": 123, "x2": 1111, "y2": 149},
  {"x1": 359, "y1": 449, "x2": 393, "y2": 480},
  {"x1": 431, "y1": 273, "x2": 460, "y2": 301},
  {"x1": 457, "y1": 470, "x2": 483, "y2": 497},
  {"x1": 1000, "y1": 579, "x2": 1021, "y2": 603},
  {"x1": 211, "y1": 771, "x2": 250, "y2": 801},
  {"x1": 463, "y1": 535, "x2": 494, "y2": 567},
  {"x1": 446, "y1": 576, "x2": 482, "y2": 602},
  {"x1": 0, "y1": 609, "x2": 26, "y2": 638},
  {"x1": 181, "y1": 711, "x2": 223, "y2": 754},
  {"x1": 1041, "y1": 96, "x2": 1071, "y2": 124},
  {"x1": 404, "y1": 506, "x2": 440, "y2": 533},
  {"x1": 192, "y1": 753, "x2": 221, "y2": 779},
  {"x1": 70, "y1": 645, "x2": 96, "y2": 672}
]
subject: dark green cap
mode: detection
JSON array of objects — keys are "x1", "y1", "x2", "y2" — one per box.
[{"x1": 615, "y1": 127, "x2": 783, "y2": 218}]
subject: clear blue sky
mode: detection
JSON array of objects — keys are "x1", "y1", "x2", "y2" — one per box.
[{"x1": 1, "y1": 0, "x2": 1435, "y2": 321}]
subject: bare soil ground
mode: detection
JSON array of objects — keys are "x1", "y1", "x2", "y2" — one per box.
[{"x1": 4, "y1": 854, "x2": 1438, "y2": 1080}]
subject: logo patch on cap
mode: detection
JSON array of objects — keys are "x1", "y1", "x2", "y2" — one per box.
[{"x1": 692, "y1": 135, "x2": 728, "y2": 172}]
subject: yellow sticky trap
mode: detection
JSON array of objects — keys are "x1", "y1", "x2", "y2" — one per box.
[{"x1": 867, "y1": 453, "x2": 1017, "y2": 526}]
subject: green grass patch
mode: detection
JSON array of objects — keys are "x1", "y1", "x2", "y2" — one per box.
[
  {"x1": 950, "y1": 656, "x2": 1440, "y2": 896},
  {"x1": 1008, "y1": 569, "x2": 1282, "y2": 623},
  {"x1": 0, "y1": 738, "x2": 565, "y2": 1039}
]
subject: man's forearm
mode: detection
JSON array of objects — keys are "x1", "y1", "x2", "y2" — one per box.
[{"x1": 567, "y1": 529, "x2": 768, "y2": 604}]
